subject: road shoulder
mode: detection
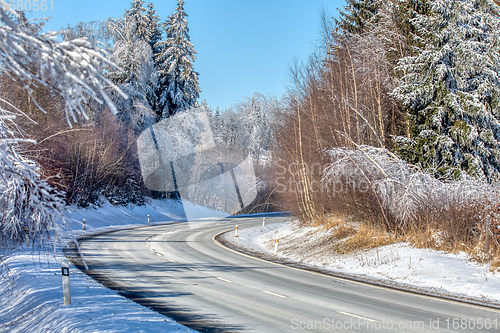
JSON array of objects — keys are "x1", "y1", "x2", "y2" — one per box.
[{"x1": 215, "y1": 221, "x2": 500, "y2": 311}]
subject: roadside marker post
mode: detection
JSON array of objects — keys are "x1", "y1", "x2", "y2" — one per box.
[
  {"x1": 147, "y1": 214, "x2": 150, "y2": 224},
  {"x1": 485, "y1": 216, "x2": 491, "y2": 257},
  {"x1": 273, "y1": 238, "x2": 279, "y2": 256},
  {"x1": 82, "y1": 219, "x2": 86, "y2": 231},
  {"x1": 61, "y1": 258, "x2": 71, "y2": 306},
  {"x1": 235, "y1": 225, "x2": 239, "y2": 237},
  {"x1": 24, "y1": 227, "x2": 29, "y2": 246},
  {"x1": 262, "y1": 217, "x2": 266, "y2": 227}
]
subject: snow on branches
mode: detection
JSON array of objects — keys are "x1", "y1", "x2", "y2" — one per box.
[
  {"x1": 155, "y1": 0, "x2": 200, "y2": 118},
  {"x1": 107, "y1": 15, "x2": 157, "y2": 132},
  {"x1": 323, "y1": 145, "x2": 500, "y2": 241},
  {"x1": 393, "y1": 0, "x2": 500, "y2": 182},
  {"x1": 0, "y1": 112, "x2": 66, "y2": 250},
  {"x1": 0, "y1": 4, "x2": 122, "y2": 252},
  {"x1": 0, "y1": 5, "x2": 126, "y2": 126}
]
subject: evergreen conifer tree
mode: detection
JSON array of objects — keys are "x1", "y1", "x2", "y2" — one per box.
[
  {"x1": 146, "y1": 2, "x2": 162, "y2": 57},
  {"x1": 393, "y1": 0, "x2": 500, "y2": 182},
  {"x1": 145, "y1": 2, "x2": 162, "y2": 112},
  {"x1": 336, "y1": 0, "x2": 380, "y2": 34},
  {"x1": 125, "y1": 0, "x2": 150, "y2": 42},
  {"x1": 155, "y1": 0, "x2": 200, "y2": 119}
]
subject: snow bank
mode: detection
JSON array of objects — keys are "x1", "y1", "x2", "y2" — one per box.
[
  {"x1": 0, "y1": 252, "x2": 194, "y2": 333},
  {"x1": 0, "y1": 198, "x2": 225, "y2": 332}
]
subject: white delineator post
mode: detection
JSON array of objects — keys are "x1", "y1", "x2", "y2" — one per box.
[
  {"x1": 273, "y1": 238, "x2": 279, "y2": 256},
  {"x1": 24, "y1": 227, "x2": 29, "y2": 246},
  {"x1": 235, "y1": 225, "x2": 239, "y2": 237},
  {"x1": 262, "y1": 217, "x2": 266, "y2": 227},
  {"x1": 147, "y1": 214, "x2": 150, "y2": 224},
  {"x1": 485, "y1": 216, "x2": 491, "y2": 256},
  {"x1": 61, "y1": 258, "x2": 71, "y2": 306},
  {"x1": 82, "y1": 219, "x2": 86, "y2": 231}
]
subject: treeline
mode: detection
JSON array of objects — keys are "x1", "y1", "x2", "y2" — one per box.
[
  {"x1": 273, "y1": 0, "x2": 500, "y2": 259},
  {"x1": 210, "y1": 93, "x2": 283, "y2": 213}
]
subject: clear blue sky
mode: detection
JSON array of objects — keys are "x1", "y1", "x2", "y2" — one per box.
[{"x1": 29, "y1": 0, "x2": 345, "y2": 110}]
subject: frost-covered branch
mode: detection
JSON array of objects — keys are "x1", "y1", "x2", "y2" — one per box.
[
  {"x1": 323, "y1": 145, "x2": 500, "y2": 231},
  {"x1": 0, "y1": 4, "x2": 126, "y2": 126},
  {"x1": 0, "y1": 3, "x2": 125, "y2": 254}
]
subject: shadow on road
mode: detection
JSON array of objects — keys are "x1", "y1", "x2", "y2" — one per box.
[{"x1": 64, "y1": 241, "x2": 249, "y2": 332}]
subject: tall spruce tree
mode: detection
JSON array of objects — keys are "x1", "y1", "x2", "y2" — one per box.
[
  {"x1": 393, "y1": 0, "x2": 500, "y2": 182},
  {"x1": 146, "y1": 2, "x2": 162, "y2": 57},
  {"x1": 155, "y1": 0, "x2": 200, "y2": 119},
  {"x1": 145, "y1": 2, "x2": 162, "y2": 112},
  {"x1": 107, "y1": 15, "x2": 156, "y2": 133},
  {"x1": 126, "y1": 0, "x2": 150, "y2": 42},
  {"x1": 336, "y1": 0, "x2": 380, "y2": 34}
]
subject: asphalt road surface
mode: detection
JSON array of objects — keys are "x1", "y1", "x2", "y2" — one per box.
[{"x1": 75, "y1": 215, "x2": 500, "y2": 332}]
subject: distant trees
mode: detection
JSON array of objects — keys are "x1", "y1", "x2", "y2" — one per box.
[
  {"x1": 211, "y1": 93, "x2": 280, "y2": 167},
  {"x1": 209, "y1": 93, "x2": 283, "y2": 214}
]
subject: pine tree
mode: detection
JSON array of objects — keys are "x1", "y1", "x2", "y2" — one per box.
[
  {"x1": 393, "y1": 0, "x2": 500, "y2": 182},
  {"x1": 125, "y1": 0, "x2": 150, "y2": 42},
  {"x1": 107, "y1": 16, "x2": 156, "y2": 133},
  {"x1": 212, "y1": 107, "x2": 225, "y2": 145},
  {"x1": 336, "y1": 0, "x2": 380, "y2": 34},
  {"x1": 155, "y1": 0, "x2": 200, "y2": 119},
  {"x1": 146, "y1": 2, "x2": 162, "y2": 58},
  {"x1": 145, "y1": 2, "x2": 162, "y2": 112}
]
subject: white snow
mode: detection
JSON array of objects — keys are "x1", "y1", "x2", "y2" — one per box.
[
  {"x1": 66, "y1": 199, "x2": 226, "y2": 236},
  {"x1": 221, "y1": 221, "x2": 500, "y2": 305},
  {"x1": 0, "y1": 198, "x2": 227, "y2": 333}
]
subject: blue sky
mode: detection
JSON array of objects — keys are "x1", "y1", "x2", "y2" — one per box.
[{"x1": 29, "y1": 0, "x2": 345, "y2": 110}]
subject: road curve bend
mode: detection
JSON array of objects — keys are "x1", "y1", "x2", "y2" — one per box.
[{"x1": 73, "y1": 215, "x2": 500, "y2": 332}]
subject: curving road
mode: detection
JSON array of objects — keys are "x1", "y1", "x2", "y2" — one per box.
[{"x1": 75, "y1": 215, "x2": 500, "y2": 332}]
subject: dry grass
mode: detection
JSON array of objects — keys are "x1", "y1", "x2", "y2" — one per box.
[
  {"x1": 307, "y1": 216, "x2": 500, "y2": 272},
  {"x1": 305, "y1": 216, "x2": 396, "y2": 255}
]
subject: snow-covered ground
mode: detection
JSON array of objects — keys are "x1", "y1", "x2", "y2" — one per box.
[
  {"x1": 220, "y1": 221, "x2": 500, "y2": 306},
  {"x1": 0, "y1": 199, "x2": 227, "y2": 333}
]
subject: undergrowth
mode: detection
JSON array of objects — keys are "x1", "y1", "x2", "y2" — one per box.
[{"x1": 304, "y1": 214, "x2": 500, "y2": 272}]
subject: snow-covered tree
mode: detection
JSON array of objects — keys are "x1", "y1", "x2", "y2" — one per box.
[
  {"x1": 155, "y1": 0, "x2": 200, "y2": 119},
  {"x1": 214, "y1": 94, "x2": 280, "y2": 166},
  {"x1": 145, "y1": 2, "x2": 163, "y2": 111},
  {"x1": 146, "y1": 2, "x2": 162, "y2": 58},
  {"x1": 107, "y1": 16, "x2": 156, "y2": 133},
  {"x1": 0, "y1": 5, "x2": 123, "y2": 252},
  {"x1": 62, "y1": 20, "x2": 115, "y2": 51},
  {"x1": 393, "y1": 0, "x2": 500, "y2": 182},
  {"x1": 125, "y1": 0, "x2": 149, "y2": 43},
  {"x1": 336, "y1": 0, "x2": 380, "y2": 34}
]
